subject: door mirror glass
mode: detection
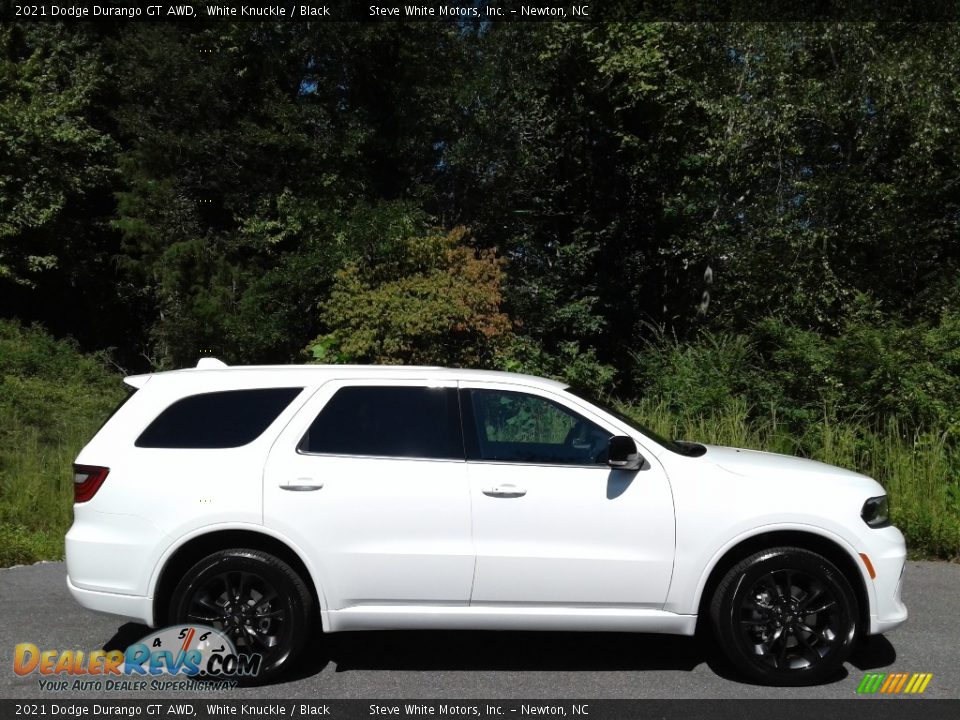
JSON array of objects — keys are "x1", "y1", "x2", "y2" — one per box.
[{"x1": 607, "y1": 436, "x2": 642, "y2": 471}]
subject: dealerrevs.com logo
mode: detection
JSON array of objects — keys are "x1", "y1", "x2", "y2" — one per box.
[
  {"x1": 14, "y1": 625, "x2": 261, "y2": 691},
  {"x1": 856, "y1": 672, "x2": 934, "y2": 695}
]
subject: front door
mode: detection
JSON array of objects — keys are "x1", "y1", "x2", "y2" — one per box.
[{"x1": 461, "y1": 383, "x2": 675, "y2": 608}]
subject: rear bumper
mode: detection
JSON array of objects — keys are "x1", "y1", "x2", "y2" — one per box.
[
  {"x1": 66, "y1": 576, "x2": 154, "y2": 626},
  {"x1": 65, "y1": 507, "x2": 166, "y2": 627},
  {"x1": 65, "y1": 508, "x2": 169, "y2": 596}
]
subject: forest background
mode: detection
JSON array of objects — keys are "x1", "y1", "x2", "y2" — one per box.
[{"x1": 2, "y1": 19, "x2": 959, "y2": 564}]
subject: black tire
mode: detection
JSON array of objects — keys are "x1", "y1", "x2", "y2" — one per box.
[
  {"x1": 170, "y1": 548, "x2": 312, "y2": 683},
  {"x1": 709, "y1": 546, "x2": 860, "y2": 686}
]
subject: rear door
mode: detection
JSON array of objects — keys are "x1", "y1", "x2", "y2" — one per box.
[{"x1": 263, "y1": 379, "x2": 474, "y2": 609}]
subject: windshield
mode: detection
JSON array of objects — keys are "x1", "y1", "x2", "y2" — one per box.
[{"x1": 564, "y1": 387, "x2": 693, "y2": 456}]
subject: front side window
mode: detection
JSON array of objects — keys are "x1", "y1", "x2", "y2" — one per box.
[
  {"x1": 299, "y1": 386, "x2": 463, "y2": 460},
  {"x1": 463, "y1": 389, "x2": 612, "y2": 466},
  {"x1": 136, "y1": 387, "x2": 303, "y2": 449}
]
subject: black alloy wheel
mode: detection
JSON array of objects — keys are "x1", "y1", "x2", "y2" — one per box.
[
  {"x1": 710, "y1": 547, "x2": 860, "y2": 685},
  {"x1": 170, "y1": 549, "x2": 312, "y2": 683}
]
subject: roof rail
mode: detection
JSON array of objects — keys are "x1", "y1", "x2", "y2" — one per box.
[{"x1": 196, "y1": 357, "x2": 228, "y2": 369}]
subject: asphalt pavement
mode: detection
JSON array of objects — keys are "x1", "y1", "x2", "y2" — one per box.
[{"x1": 0, "y1": 560, "x2": 956, "y2": 699}]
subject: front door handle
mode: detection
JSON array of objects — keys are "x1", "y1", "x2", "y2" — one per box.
[
  {"x1": 283, "y1": 479, "x2": 324, "y2": 491},
  {"x1": 482, "y1": 484, "x2": 526, "y2": 498}
]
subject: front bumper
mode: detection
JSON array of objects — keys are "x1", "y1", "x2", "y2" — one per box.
[{"x1": 865, "y1": 525, "x2": 908, "y2": 635}]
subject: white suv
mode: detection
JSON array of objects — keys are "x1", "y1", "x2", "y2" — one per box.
[{"x1": 66, "y1": 361, "x2": 907, "y2": 685}]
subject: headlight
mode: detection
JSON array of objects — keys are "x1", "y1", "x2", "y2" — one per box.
[{"x1": 862, "y1": 495, "x2": 890, "y2": 528}]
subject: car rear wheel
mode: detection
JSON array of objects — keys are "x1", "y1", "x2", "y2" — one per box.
[
  {"x1": 710, "y1": 546, "x2": 860, "y2": 685},
  {"x1": 170, "y1": 548, "x2": 312, "y2": 683}
]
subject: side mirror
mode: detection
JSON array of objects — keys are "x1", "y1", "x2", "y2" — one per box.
[{"x1": 607, "y1": 436, "x2": 643, "y2": 471}]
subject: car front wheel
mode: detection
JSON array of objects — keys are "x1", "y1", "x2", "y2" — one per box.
[
  {"x1": 710, "y1": 546, "x2": 860, "y2": 685},
  {"x1": 169, "y1": 548, "x2": 313, "y2": 683}
]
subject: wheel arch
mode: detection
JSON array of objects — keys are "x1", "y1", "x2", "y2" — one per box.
[
  {"x1": 151, "y1": 527, "x2": 327, "y2": 630},
  {"x1": 693, "y1": 528, "x2": 871, "y2": 635}
]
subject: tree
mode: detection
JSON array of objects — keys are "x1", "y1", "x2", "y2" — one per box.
[
  {"x1": 589, "y1": 23, "x2": 960, "y2": 333},
  {"x1": 310, "y1": 226, "x2": 511, "y2": 367},
  {"x1": 0, "y1": 24, "x2": 136, "y2": 356},
  {"x1": 0, "y1": 24, "x2": 115, "y2": 285},
  {"x1": 109, "y1": 22, "x2": 471, "y2": 367}
]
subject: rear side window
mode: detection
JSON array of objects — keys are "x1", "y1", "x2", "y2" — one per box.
[
  {"x1": 136, "y1": 388, "x2": 302, "y2": 449},
  {"x1": 299, "y1": 386, "x2": 463, "y2": 460}
]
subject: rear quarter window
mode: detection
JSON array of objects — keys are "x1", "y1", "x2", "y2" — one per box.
[{"x1": 136, "y1": 387, "x2": 303, "y2": 449}]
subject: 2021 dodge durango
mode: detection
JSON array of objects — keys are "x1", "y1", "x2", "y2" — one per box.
[{"x1": 66, "y1": 361, "x2": 907, "y2": 685}]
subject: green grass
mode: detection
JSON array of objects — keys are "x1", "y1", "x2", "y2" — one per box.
[
  {"x1": 1, "y1": 318, "x2": 958, "y2": 566},
  {"x1": 0, "y1": 423, "x2": 82, "y2": 566},
  {"x1": 624, "y1": 398, "x2": 960, "y2": 560},
  {"x1": 0, "y1": 320, "x2": 124, "y2": 567},
  {"x1": 3, "y1": 397, "x2": 957, "y2": 568}
]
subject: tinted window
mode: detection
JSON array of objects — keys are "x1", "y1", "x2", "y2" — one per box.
[
  {"x1": 464, "y1": 389, "x2": 612, "y2": 465},
  {"x1": 136, "y1": 388, "x2": 302, "y2": 449},
  {"x1": 300, "y1": 386, "x2": 463, "y2": 460}
]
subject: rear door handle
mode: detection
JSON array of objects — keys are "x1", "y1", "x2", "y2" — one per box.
[
  {"x1": 283, "y1": 479, "x2": 324, "y2": 491},
  {"x1": 482, "y1": 484, "x2": 526, "y2": 498}
]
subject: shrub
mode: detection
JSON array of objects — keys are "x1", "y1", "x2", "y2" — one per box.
[
  {"x1": 308, "y1": 227, "x2": 512, "y2": 368},
  {"x1": 499, "y1": 337, "x2": 616, "y2": 395},
  {"x1": 631, "y1": 308, "x2": 960, "y2": 435},
  {"x1": 630, "y1": 329, "x2": 758, "y2": 418},
  {"x1": 0, "y1": 320, "x2": 123, "y2": 566}
]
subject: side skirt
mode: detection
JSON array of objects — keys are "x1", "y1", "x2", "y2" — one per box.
[{"x1": 324, "y1": 605, "x2": 698, "y2": 635}]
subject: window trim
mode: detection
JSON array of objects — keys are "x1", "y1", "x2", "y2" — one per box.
[
  {"x1": 295, "y1": 449, "x2": 467, "y2": 463},
  {"x1": 464, "y1": 457, "x2": 613, "y2": 470}
]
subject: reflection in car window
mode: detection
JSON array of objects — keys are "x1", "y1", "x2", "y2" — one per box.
[
  {"x1": 300, "y1": 386, "x2": 463, "y2": 460},
  {"x1": 464, "y1": 389, "x2": 612, "y2": 466}
]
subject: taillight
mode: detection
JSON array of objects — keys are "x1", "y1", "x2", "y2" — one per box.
[{"x1": 73, "y1": 465, "x2": 109, "y2": 503}]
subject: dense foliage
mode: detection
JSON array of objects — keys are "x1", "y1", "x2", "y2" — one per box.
[
  {"x1": 0, "y1": 320, "x2": 124, "y2": 565},
  {"x1": 4, "y1": 22, "x2": 958, "y2": 386},
  {"x1": 1, "y1": 21, "x2": 959, "y2": 558},
  {"x1": 313, "y1": 224, "x2": 512, "y2": 366}
]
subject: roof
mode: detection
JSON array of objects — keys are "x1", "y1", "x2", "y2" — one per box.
[{"x1": 124, "y1": 360, "x2": 568, "y2": 391}]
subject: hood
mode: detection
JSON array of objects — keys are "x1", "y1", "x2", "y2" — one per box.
[{"x1": 702, "y1": 444, "x2": 871, "y2": 483}]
